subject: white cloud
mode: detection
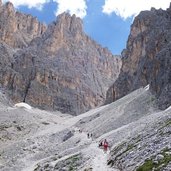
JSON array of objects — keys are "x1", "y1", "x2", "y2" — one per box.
[
  {"x1": 3, "y1": 0, "x2": 50, "y2": 10},
  {"x1": 102, "y1": 0, "x2": 171, "y2": 19},
  {"x1": 54, "y1": 0, "x2": 87, "y2": 18},
  {"x1": 2, "y1": 0, "x2": 87, "y2": 18}
]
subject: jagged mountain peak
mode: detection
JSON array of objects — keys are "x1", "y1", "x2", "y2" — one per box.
[
  {"x1": 50, "y1": 12, "x2": 84, "y2": 41},
  {"x1": 0, "y1": 1, "x2": 46, "y2": 48},
  {"x1": 106, "y1": 4, "x2": 171, "y2": 110},
  {"x1": 0, "y1": 6, "x2": 122, "y2": 115},
  {"x1": 4, "y1": 1, "x2": 15, "y2": 11},
  {"x1": 56, "y1": 12, "x2": 83, "y2": 32},
  {"x1": 30, "y1": 12, "x2": 85, "y2": 55},
  {"x1": 0, "y1": 3, "x2": 171, "y2": 171}
]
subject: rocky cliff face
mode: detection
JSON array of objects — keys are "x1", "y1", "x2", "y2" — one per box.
[
  {"x1": 0, "y1": 1, "x2": 46, "y2": 48},
  {"x1": 0, "y1": 3, "x2": 121, "y2": 115},
  {"x1": 106, "y1": 4, "x2": 171, "y2": 109}
]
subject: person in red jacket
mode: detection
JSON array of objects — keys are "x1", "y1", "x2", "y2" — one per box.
[{"x1": 103, "y1": 139, "x2": 109, "y2": 152}]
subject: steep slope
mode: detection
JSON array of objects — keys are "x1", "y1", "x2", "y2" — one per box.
[
  {"x1": 108, "y1": 112, "x2": 171, "y2": 171},
  {"x1": 0, "y1": 7, "x2": 121, "y2": 114},
  {"x1": 76, "y1": 87, "x2": 157, "y2": 138},
  {"x1": 106, "y1": 4, "x2": 171, "y2": 110},
  {"x1": 1, "y1": 87, "x2": 170, "y2": 171}
]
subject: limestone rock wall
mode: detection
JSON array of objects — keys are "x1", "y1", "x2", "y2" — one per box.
[
  {"x1": 106, "y1": 4, "x2": 171, "y2": 109},
  {"x1": 0, "y1": 1, "x2": 46, "y2": 48},
  {"x1": 0, "y1": 9, "x2": 121, "y2": 115}
]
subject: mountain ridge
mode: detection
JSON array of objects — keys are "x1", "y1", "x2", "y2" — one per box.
[
  {"x1": 0, "y1": 3, "x2": 171, "y2": 170},
  {"x1": 0, "y1": 1, "x2": 121, "y2": 115},
  {"x1": 106, "y1": 4, "x2": 171, "y2": 111}
]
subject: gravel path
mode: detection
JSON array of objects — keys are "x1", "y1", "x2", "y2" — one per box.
[{"x1": 0, "y1": 86, "x2": 167, "y2": 171}]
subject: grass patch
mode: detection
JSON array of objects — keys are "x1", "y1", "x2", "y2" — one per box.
[
  {"x1": 163, "y1": 119, "x2": 171, "y2": 127},
  {"x1": 111, "y1": 142, "x2": 127, "y2": 156},
  {"x1": 136, "y1": 148, "x2": 171, "y2": 171},
  {"x1": 67, "y1": 155, "x2": 79, "y2": 162},
  {"x1": 136, "y1": 159, "x2": 154, "y2": 171},
  {"x1": 66, "y1": 154, "x2": 80, "y2": 171},
  {"x1": 108, "y1": 142, "x2": 137, "y2": 167},
  {"x1": 69, "y1": 165, "x2": 74, "y2": 171},
  {"x1": 146, "y1": 96, "x2": 156, "y2": 105},
  {"x1": 159, "y1": 119, "x2": 171, "y2": 130},
  {"x1": 54, "y1": 154, "x2": 81, "y2": 171},
  {"x1": 126, "y1": 144, "x2": 135, "y2": 151},
  {"x1": 116, "y1": 143, "x2": 136, "y2": 157}
]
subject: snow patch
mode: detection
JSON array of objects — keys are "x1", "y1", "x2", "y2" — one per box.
[
  {"x1": 165, "y1": 105, "x2": 171, "y2": 111},
  {"x1": 14, "y1": 102, "x2": 32, "y2": 110},
  {"x1": 144, "y1": 84, "x2": 150, "y2": 90}
]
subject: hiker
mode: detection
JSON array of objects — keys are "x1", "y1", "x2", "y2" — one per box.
[
  {"x1": 87, "y1": 133, "x2": 89, "y2": 138},
  {"x1": 98, "y1": 141, "x2": 103, "y2": 148},
  {"x1": 90, "y1": 133, "x2": 93, "y2": 138},
  {"x1": 103, "y1": 139, "x2": 109, "y2": 152}
]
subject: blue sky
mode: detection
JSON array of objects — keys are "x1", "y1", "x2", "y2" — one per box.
[{"x1": 3, "y1": 0, "x2": 171, "y2": 55}]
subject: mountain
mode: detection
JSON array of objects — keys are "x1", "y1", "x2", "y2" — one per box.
[
  {"x1": 0, "y1": 1, "x2": 121, "y2": 115},
  {"x1": 106, "y1": 4, "x2": 171, "y2": 110},
  {"x1": 0, "y1": 1, "x2": 46, "y2": 48},
  {"x1": 0, "y1": 86, "x2": 170, "y2": 171},
  {"x1": 0, "y1": 2, "x2": 171, "y2": 170}
]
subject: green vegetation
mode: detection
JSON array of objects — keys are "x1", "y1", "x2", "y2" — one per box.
[
  {"x1": 68, "y1": 154, "x2": 80, "y2": 171},
  {"x1": 136, "y1": 148, "x2": 171, "y2": 171},
  {"x1": 108, "y1": 142, "x2": 137, "y2": 167},
  {"x1": 159, "y1": 119, "x2": 171, "y2": 130},
  {"x1": 136, "y1": 159, "x2": 154, "y2": 171},
  {"x1": 163, "y1": 119, "x2": 171, "y2": 127},
  {"x1": 116, "y1": 143, "x2": 136, "y2": 157},
  {"x1": 133, "y1": 134, "x2": 142, "y2": 144},
  {"x1": 111, "y1": 142, "x2": 127, "y2": 156},
  {"x1": 146, "y1": 96, "x2": 156, "y2": 105},
  {"x1": 126, "y1": 144, "x2": 135, "y2": 151},
  {"x1": 54, "y1": 154, "x2": 81, "y2": 171},
  {"x1": 69, "y1": 165, "x2": 74, "y2": 171},
  {"x1": 68, "y1": 154, "x2": 79, "y2": 162}
]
